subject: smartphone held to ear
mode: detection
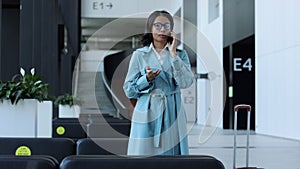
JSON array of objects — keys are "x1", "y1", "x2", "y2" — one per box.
[{"x1": 167, "y1": 33, "x2": 173, "y2": 43}]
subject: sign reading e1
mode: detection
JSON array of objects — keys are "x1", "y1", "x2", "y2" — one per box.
[
  {"x1": 233, "y1": 58, "x2": 252, "y2": 72},
  {"x1": 92, "y1": 1, "x2": 113, "y2": 10}
]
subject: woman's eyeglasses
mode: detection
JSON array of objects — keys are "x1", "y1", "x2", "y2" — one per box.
[{"x1": 153, "y1": 23, "x2": 171, "y2": 30}]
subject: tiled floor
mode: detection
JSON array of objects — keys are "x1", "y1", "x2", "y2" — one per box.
[{"x1": 188, "y1": 124, "x2": 300, "y2": 169}]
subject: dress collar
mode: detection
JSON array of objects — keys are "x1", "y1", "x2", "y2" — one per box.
[{"x1": 149, "y1": 43, "x2": 168, "y2": 53}]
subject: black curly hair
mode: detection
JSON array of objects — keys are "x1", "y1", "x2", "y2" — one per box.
[{"x1": 141, "y1": 10, "x2": 174, "y2": 46}]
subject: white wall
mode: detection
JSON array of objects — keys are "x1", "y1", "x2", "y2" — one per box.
[
  {"x1": 256, "y1": 0, "x2": 300, "y2": 140},
  {"x1": 197, "y1": 0, "x2": 223, "y2": 128}
]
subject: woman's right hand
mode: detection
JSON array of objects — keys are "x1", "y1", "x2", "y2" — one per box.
[{"x1": 146, "y1": 66, "x2": 160, "y2": 81}]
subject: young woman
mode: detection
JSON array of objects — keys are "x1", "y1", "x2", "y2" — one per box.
[{"x1": 123, "y1": 10, "x2": 194, "y2": 155}]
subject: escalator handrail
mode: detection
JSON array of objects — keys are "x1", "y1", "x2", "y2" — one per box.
[{"x1": 102, "y1": 71, "x2": 126, "y2": 108}]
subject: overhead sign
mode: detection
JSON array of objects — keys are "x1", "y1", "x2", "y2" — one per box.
[{"x1": 81, "y1": 0, "x2": 181, "y2": 18}]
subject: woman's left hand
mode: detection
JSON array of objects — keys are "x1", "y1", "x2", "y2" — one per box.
[{"x1": 167, "y1": 31, "x2": 177, "y2": 57}]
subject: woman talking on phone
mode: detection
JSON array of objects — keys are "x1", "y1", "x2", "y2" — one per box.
[{"x1": 123, "y1": 10, "x2": 194, "y2": 155}]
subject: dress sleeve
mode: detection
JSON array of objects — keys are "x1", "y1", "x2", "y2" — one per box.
[
  {"x1": 170, "y1": 50, "x2": 194, "y2": 89},
  {"x1": 123, "y1": 51, "x2": 154, "y2": 98}
]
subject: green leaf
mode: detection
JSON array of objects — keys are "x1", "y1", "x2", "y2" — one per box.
[
  {"x1": 11, "y1": 74, "x2": 21, "y2": 82},
  {"x1": 6, "y1": 90, "x2": 11, "y2": 98},
  {"x1": 14, "y1": 90, "x2": 23, "y2": 104},
  {"x1": 34, "y1": 80, "x2": 42, "y2": 85}
]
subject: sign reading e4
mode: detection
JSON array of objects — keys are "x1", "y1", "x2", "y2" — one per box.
[{"x1": 233, "y1": 58, "x2": 252, "y2": 71}]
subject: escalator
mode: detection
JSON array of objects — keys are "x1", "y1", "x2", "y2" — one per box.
[
  {"x1": 101, "y1": 49, "x2": 135, "y2": 120},
  {"x1": 83, "y1": 49, "x2": 135, "y2": 138}
]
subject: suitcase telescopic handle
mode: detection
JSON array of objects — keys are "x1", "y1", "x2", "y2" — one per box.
[
  {"x1": 234, "y1": 104, "x2": 251, "y2": 112},
  {"x1": 233, "y1": 104, "x2": 252, "y2": 169}
]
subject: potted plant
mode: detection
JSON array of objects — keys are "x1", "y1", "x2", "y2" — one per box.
[
  {"x1": 0, "y1": 68, "x2": 53, "y2": 137},
  {"x1": 54, "y1": 93, "x2": 81, "y2": 118}
]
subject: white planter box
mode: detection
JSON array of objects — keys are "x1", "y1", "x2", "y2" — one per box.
[
  {"x1": 58, "y1": 105, "x2": 80, "y2": 118},
  {"x1": 0, "y1": 99, "x2": 52, "y2": 138}
]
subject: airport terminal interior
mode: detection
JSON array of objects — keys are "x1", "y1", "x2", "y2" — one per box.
[{"x1": 0, "y1": 0, "x2": 300, "y2": 168}]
